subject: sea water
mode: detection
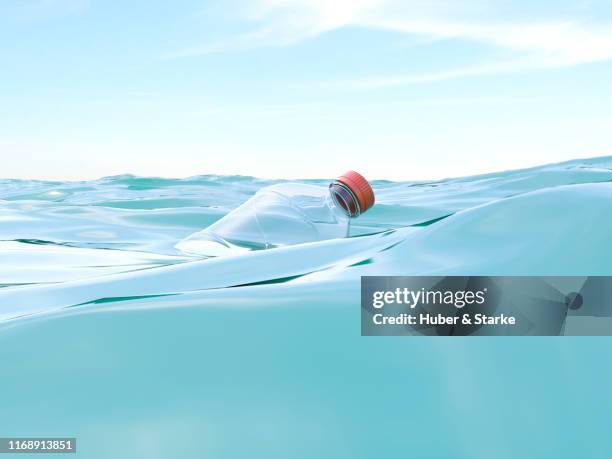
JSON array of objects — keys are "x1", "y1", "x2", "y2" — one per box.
[{"x1": 1, "y1": 157, "x2": 612, "y2": 458}]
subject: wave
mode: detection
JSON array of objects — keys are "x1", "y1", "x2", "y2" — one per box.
[{"x1": 1, "y1": 155, "x2": 612, "y2": 323}]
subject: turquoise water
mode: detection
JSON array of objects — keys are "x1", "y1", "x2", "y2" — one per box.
[{"x1": 1, "y1": 157, "x2": 612, "y2": 457}]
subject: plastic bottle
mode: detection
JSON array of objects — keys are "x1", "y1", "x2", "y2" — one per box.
[{"x1": 176, "y1": 171, "x2": 375, "y2": 257}]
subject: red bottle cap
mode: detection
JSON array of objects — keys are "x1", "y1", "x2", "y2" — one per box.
[{"x1": 335, "y1": 171, "x2": 375, "y2": 214}]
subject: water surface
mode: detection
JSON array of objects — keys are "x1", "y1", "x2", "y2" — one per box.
[{"x1": 1, "y1": 157, "x2": 612, "y2": 458}]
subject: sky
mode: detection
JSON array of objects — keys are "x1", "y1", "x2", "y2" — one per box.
[{"x1": 1, "y1": 0, "x2": 612, "y2": 181}]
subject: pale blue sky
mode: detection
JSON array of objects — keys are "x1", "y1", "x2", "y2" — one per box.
[{"x1": 1, "y1": 0, "x2": 612, "y2": 180}]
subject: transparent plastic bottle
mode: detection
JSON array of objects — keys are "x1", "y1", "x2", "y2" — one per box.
[{"x1": 176, "y1": 171, "x2": 375, "y2": 257}]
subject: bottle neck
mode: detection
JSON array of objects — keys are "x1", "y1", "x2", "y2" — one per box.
[{"x1": 329, "y1": 182, "x2": 361, "y2": 218}]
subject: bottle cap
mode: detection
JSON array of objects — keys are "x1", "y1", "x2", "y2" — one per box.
[{"x1": 335, "y1": 171, "x2": 375, "y2": 214}]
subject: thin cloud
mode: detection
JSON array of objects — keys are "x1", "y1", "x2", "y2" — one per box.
[
  {"x1": 168, "y1": 0, "x2": 612, "y2": 85},
  {"x1": 363, "y1": 16, "x2": 612, "y2": 65},
  {"x1": 323, "y1": 62, "x2": 529, "y2": 89}
]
